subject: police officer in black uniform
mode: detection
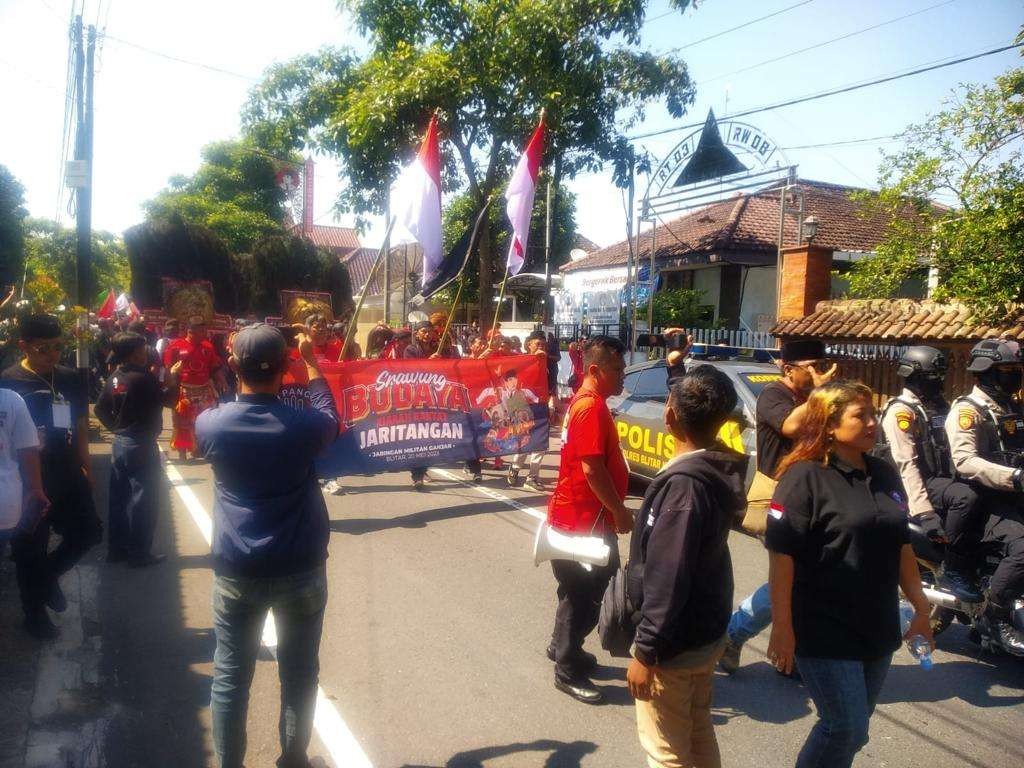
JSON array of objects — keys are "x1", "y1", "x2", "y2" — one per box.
[
  {"x1": 95, "y1": 332, "x2": 180, "y2": 567},
  {"x1": 945, "y1": 339, "x2": 1024, "y2": 655},
  {"x1": 879, "y1": 346, "x2": 983, "y2": 602}
]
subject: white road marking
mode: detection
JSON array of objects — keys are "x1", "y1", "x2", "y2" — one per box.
[
  {"x1": 428, "y1": 468, "x2": 545, "y2": 521},
  {"x1": 162, "y1": 455, "x2": 374, "y2": 768}
]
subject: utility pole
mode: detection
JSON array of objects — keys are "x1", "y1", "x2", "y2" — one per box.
[
  {"x1": 383, "y1": 192, "x2": 391, "y2": 325},
  {"x1": 71, "y1": 17, "x2": 95, "y2": 383},
  {"x1": 624, "y1": 159, "x2": 635, "y2": 357},
  {"x1": 543, "y1": 177, "x2": 552, "y2": 326}
]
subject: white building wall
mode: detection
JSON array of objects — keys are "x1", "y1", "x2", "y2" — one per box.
[
  {"x1": 740, "y1": 265, "x2": 778, "y2": 332},
  {"x1": 692, "y1": 267, "x2": 721, "y2": 319}
]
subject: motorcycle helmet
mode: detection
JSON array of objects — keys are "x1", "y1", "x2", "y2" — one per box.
[
  {"x1": 896, "y1": 346, "x2": 947, "y2": 379},
  {"x1": 967, "y1": 339, "x2": 1023, "y2": 373}
]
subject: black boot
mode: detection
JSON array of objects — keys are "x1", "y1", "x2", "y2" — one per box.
[{"x1": 984, "y1": 602, "x2": 1024, "y2": 656}]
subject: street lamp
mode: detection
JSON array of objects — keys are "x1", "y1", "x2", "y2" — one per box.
[{"x1": 801, "y1": 215, "x2": 820, "y2": 243}]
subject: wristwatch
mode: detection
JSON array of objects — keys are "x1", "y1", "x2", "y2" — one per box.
[{"x1": 1013, "y1": 468, "x2": 1023, "y2": 492}]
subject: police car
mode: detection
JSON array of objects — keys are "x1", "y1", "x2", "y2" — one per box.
[{"x1": 607, "y1": 345, "x2": 782, "y2": 486}]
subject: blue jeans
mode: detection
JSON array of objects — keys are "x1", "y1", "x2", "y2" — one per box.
[
  {"x1": 794, "y1": 654, "x2": 892, "y2": 768},
  {"x1": 211, "y1": 566, "x2": 328, "y2": 768},
  {"x1": 726, "y1": 582, "x2": 772, "y2": 645}
]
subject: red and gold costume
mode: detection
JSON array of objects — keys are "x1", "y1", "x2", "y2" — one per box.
[{"x1": 163, "y1": 336, "x2": 223, "y2": 452}]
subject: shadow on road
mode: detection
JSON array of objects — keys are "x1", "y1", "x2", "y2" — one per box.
[
  {"x1": 331, "y1": 500, "x2": 516, "y2": 535},
  {"x1": 96, "y1": 445, "x2": 215, "y2": 767},
  {"x1": 711, "y1": 664, "x2": 813, "y2": 725},
  {"x1": 400, "y1": 738, "x2": 599, "y2": 768}
]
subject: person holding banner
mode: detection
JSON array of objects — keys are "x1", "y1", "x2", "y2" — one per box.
[
  {"x1": 508, "y1": 334, "x2": 550, "y2": 491},
  {"x1": 546, "y1": 335, "x2": 632, "y2": 704}
]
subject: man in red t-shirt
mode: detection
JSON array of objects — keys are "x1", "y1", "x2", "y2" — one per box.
[{"x1": 546, "y1": 335, "x2": 632, "y2": 704}]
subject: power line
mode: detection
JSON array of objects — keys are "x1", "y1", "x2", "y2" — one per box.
[
  {"x1": 661, "y1": 0, "x2": 816, "y2": 53},
  {"x1": 700, "y1": 0, "x2": 957, "y2": 84},
  {"x1": 780, "y1": 133, "x2": 902, "y2": 150},
  {"x1": 627, "y1": 42, "x2": 1021, "y2": 141},
  {"x1": 99, "y1": 32, "x2": 260, "y2": 81}
]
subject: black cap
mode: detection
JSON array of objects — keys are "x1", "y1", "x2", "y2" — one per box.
[
  {"x1": 19, "y1": 314, "x2": 62, "y2": 341},
  {"x1": 781, "y1": 339, "x2": 826, "y2": 363},
  {"x1": 231, "y1": 323, "x2": 287, "y2": 373}
]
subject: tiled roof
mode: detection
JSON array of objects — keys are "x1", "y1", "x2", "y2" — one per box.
[
  {"x1": 771, "y1": 299, "x2": 1024, "y2": 342},
  {"x1": 301, "y1": 224, "x2": 361, "y2": 254},
  {"x1": 561, "y1": 179, "x2": 917, "y2": 273},
  {"x1": 573, "y1": 233, "x2": 600, "y2": 252}
]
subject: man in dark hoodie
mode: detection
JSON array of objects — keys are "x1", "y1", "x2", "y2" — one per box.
[{"x1": 627, "y1": 365, "x2": 748, "y2": 768}]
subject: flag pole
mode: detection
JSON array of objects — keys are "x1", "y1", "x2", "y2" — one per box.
[
  {"x1": 491, "y1": 263, "x2": 510, "y2": 336},
  {"x1": 440, "y1": 276, "x2": 464, "y2": 348},
  {"x1": 339, "y1": 216, "x2": 397, "y2": 362}
]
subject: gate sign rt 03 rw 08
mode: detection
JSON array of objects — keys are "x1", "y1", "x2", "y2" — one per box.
[{"x1": 647, "y1": 110, "x2": 787, "y2": 201}]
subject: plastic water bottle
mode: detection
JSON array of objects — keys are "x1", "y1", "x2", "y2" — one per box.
[
  {"x1": 908, "y1": 634, "x2": 934, "y2": 670},
  {"x1": 898, "y1": 600, "x2": 914, "y2": 635}
]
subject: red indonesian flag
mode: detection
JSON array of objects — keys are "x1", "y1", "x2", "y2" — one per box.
[
  {"x1": 97, "y1": 289, "x2": 116, "y2": 319},
  {"x1": 391, "y1": 114, "x2": 443, "y2": 287},
  {"x1": 504, "y1": 116, "x2": 546, "y2": 276}
]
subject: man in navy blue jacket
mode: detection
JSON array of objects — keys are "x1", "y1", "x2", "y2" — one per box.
[{"x1": 196, "y1": 323, "x2": 339, "y2": 768}]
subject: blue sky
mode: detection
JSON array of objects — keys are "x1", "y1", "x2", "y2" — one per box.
[{"x1": 1, "y1": 0, "x2": 1020, "y2": 250}]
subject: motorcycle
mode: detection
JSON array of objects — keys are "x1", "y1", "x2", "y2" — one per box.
[{"x1": 909, "y1": 521, "x2": 1024, "y2": 656}]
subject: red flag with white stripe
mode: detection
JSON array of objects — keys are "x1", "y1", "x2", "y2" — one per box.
[
  {"x1": 504, "y1": 116, "x2": 546, "y2": 277},
  {"x1": 391, "y1": 114, "x2": 443, "y2": 287}
]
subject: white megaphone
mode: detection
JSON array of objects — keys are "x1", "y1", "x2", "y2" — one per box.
[{"x1": 533, "y1": 520, "x2": 611, "y2": 568}]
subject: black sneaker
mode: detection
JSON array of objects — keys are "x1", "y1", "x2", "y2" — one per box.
[
  {"x1": 939, "y1": 569, "x2": 984, "y2": 603},
  {"x1": 507, "y1": 466, "x2": 520, "y2": 487}
]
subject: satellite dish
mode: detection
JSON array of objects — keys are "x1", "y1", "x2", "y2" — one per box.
[
  {"x1": 569, "y1": 248, "x2": 588, "y2": 261},
  {"x1": 408, "y1": 310, "x2": 429, "y2": 324}
]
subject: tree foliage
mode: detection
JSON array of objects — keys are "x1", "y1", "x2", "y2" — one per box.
[
  {"x1": 649, "y1": 287, "x2": 709, "y2": 327},
  {"x1": 144, "y1": 139, "x2": 298, "y2": 254},
  {"x1": 243, "y1": 0, "x2": 696, "y2": 321},
  {"x1": 23, "y1": 218, "x2": 130, "y2": 306},
  {"x1": 847, "y1": 67, "x2": 1024, "y2": 321},
  {"x1": 0, "y1": 165, "x2": 28, "y2": 288}
]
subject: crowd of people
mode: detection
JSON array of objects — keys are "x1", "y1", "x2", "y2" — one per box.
[{"x1": 3, "y1": 290, "x2": 1024, "y2": 767}]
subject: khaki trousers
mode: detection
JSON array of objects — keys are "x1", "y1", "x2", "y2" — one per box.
[{"x1": 635, "y1": 650, "x2": 722, "y2": 768}]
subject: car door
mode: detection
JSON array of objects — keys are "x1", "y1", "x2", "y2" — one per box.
[{"x1": 614, "y1": 364, "x2": 672, "y2": 479}]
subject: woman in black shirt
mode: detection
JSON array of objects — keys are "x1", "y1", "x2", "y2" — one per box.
[{"x1": 766, "y1": 381, "x2": 933, "y2": 768}]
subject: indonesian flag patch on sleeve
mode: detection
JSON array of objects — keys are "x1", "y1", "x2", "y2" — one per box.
[{"x1": 768, "y1": 502, "x2": 785, "y2": 520}]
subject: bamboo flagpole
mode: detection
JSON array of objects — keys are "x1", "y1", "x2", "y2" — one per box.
[
  {"x1": 490, "y1": 263, "x2": 510, "y2": 336},
  {"x1": 439, "y1": 276, "x2": 464, "y2": 350},
  {"x1": 339, "y1": 216, "x2": 397, "y2": 362}
]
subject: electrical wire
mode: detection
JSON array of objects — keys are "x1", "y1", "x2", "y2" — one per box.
[
  {"x1": 627, "y1": 42, "x2": 1022, "y2": 141},
  {"x1": 661, "y1": 0, "x2": 816, "y2": 53},
  {"x1": 100, "y1": 32, "x2": 260, "y2": 81},
  {"x1": 699, "y1": 0, "x2": 957, "y2": 84},
  {"x1": 779, "y1": 133, "x2": 902, "y2": 150}
]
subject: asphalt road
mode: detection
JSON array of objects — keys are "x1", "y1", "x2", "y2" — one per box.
[{"x1": 92, "y1": 432, "x2": 1024, "y2": 768}]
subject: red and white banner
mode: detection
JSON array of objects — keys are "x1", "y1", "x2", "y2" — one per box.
[
  {"x1": 96, "y1": 289, "x2": 116, "y2": 319},
  {"x1": 504, "y1": 116, "x2": 546, "y2": 276},
  {"x1": 391, "y1": 114, "x2": 443, "y2": 288},
  {"x1": 282, "y1": 355, "x2": 550, "y2": 475}
]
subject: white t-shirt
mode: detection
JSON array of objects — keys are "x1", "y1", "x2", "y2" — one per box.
[{"x1": 0, "y1": 388, "x2": 40, "y2": 531}]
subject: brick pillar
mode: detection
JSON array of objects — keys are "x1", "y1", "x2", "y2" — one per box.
[{"x1": 778, "y1": 244, "x2": 833, "y2": 320}]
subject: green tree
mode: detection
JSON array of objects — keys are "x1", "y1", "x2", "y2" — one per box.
[
  {"x1": 243, "y1": 0, "x2": 696, "y2": 323},
  {"x1": 145, "y1": 139, "x2": 298, "y2": 254},
  {"x1": 847, "y1": 67, "x2": 1024, "y2": 321},
  {"x1": 23, "y1": 218, "x2": 130, "y2": 306},
  {"x1": 0, "y1": 165, "x2": 28, "y2": 288},
  {"x1": 648, "y1": 287, "x2": 709, "y2": 327}
]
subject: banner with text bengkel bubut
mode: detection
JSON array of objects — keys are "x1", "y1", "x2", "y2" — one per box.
[{"x1": 282, "y1": 355, "x2": 550, "y2": 476}]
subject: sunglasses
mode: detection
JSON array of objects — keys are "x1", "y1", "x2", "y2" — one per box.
[
  {"x1": 30, "y1": 342, "x2": 65, "y2": 354},
  {"x1": 795, "y1": 359, "x2": 830, "y2": 373}
]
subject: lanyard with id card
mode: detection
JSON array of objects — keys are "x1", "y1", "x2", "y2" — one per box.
[{"x1": 52, "y1": 393, "x2": 72, "y2": 431}]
